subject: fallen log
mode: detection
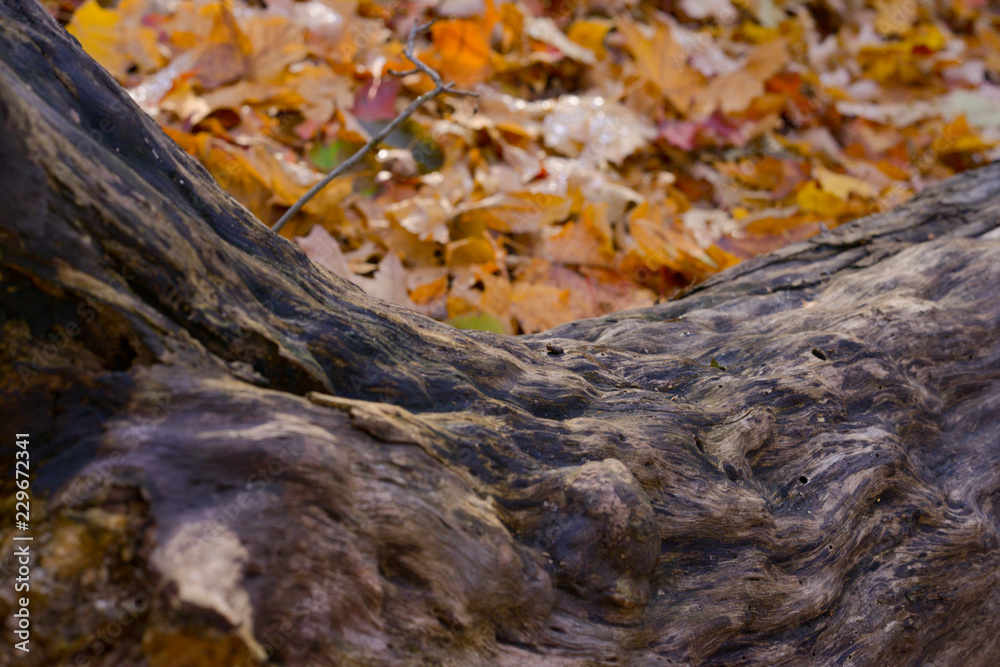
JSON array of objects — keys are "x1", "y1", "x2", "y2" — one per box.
[{"x1": 1, "y1": 1, "x2": 998, "y2": 664}]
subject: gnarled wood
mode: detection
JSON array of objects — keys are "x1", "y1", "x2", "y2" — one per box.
[{"x1": 1, "y1": 1, "x2": 998, "y2": 664}]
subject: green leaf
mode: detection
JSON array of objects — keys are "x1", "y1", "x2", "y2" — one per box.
[
  {"x1": 448, "y1": 312, "x2": 507, "y2": 334},
  {"x1": 710, "y1": 358, "x2": 726, "y2": 370},
  {"x1": 308, "y1": 140, "x2": 356, "y2": 172}
]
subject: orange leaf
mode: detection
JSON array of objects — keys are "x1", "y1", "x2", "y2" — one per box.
[
  {"x1": 510, "y1": 283, "x2": 576, "y2": 333},
  {"x1": 617, "y1": 16, "x2": 704, "y2": 114},
  {"x1": 477, "y1": 192, "x2": 573, "y2": 233},
  {"x1": 692, "y1": 39, "x2": 788, "y2": 116},
  {"x1": 477, "y1": 270, "x2": 512, "y2": 318},
  {"x1": 628, "y1": 201, "x2": 716, "y2": 276},
  {"x1": 428, "y1": 18, "x2": 493, "y2": 87},
  {"x1": 410, "y1": 276, "x2": 449, "y2": 305}
]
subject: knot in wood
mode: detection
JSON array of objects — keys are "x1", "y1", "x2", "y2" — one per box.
[{"x1": 539, "y1": 459, "x2": 661, "y2": 608}]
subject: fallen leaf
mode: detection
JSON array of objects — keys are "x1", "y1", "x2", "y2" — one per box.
[
  {"x1": 617, "y1": 16, "x2": 705, "y2": 114},
  {"x1": 67, "y1": 0, "x2": 128, "y2": 78},
  {"x1": 814, "y1": 166, "x2": 878, "y2": 199},
  {"x1": 680, "y1": 0, "x2": 737, "y2": 23},
  {"x1": 526, "y1": 16, "x2": 597, "y2": 64},
  {"x1": 448, "y1": 312, "x2": 508, "y2": 333},
  {"x1": 446, "y1": 237, "x2": 497, "y2": 266},
  {"x1": 692, "y1": 39, "x2": 789, "y2": 115},
  {"x1": 510, "y1": 282, "x2": 577, "y2": 333},
  {"x1": 410, "y1": 275, "x2": 449, "y2": 305},
  {"x1": 353, "y1": 78, "x2": 400, "y2": 122},
  {"x1": 354, "y1": 252, "x2": 418, "y2": 308},
  {"x1": 385, "y1": 197, "x2": 453, "y2": 244},
  {"x1": 427, "y1": 18, "x2": 493, "y2": 86},
  {"x1": 294, "y1": 225, "x2": 353, "y2": 280},
  {"x1": 540, "y1": 95, "x2": 656, "y2": 164},
  {"x1": 566, "y1": 18, "x2": 612, "y2": 60},
  {"x1": 796, "y1": 181, "x2": 849, "y2": 217}
]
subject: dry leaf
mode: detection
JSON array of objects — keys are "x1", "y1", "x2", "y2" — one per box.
[
  {"x1": 73, "y1": 0, "x2": 1000, "y2": 333},
  {"x1": 294, "y1": 225, "x2": 353, "y2": 280},
  {"x1": 617, "y1": 16, "x2": 704, "y2": 113},
  {"x1": 692, "y1": 39, "x2": 789, "y2": 115},
  {"x1": 813, "y1": 166, "x2": 878, "y2": 200},
  {"x1": 426, "y1": 18, "x2": 493, "y2": 86},
  {"x1": 511, "y1": 282, "x2": 577, "y2": 333},
  {"x1": 526, "y1": 16, "x2": 597, "y2": 64}
]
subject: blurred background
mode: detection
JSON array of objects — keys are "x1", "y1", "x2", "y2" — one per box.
[{"x1": 48, "y1": 0, "x2": 1000, "y2": 333}]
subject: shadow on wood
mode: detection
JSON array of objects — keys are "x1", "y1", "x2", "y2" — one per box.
[{"x1": 1, "y1": 1, "x2": 998, "y2": 664}]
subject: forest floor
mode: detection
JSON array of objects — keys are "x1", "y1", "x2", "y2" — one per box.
[{"x1": 55, "y1": 0, "x2": 1000, "y2": 332}]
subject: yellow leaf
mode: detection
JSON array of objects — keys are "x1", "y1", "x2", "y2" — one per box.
[
  {"x1": 796, "y1": 181, "x2": 848, "y2": 216},
  {"x1": 908, "y1": 23, "x2": 947, "y2": 52},
  {"x1": 567, "y1": 19, "x2": 612, "y2": 60},
  {"x1": 69, "y1": 0, "x2": 165, "y2": 78},
  {"x1": 385, "y1": 197, "x2": 452, "y2": 244},
  {"x1": 188, "y1": 4, "x2": 253, "y2": 90},
  {"x1": 199, "y1": 139, "x2": 273, "y2": 219},
  {"x1": 814, "y1": 166, "x2": 878, "y2": 200},
  {"x1": 446, "y1": 237, "x2": 497, "y2": 266},
  {"x1": 544, "y1": 203, "x2": 614, "y2": 268},
  {"x1": 499, "y1": 3, "x2": 525, "y2": 52},
  {"x1": 739, "y1": 23, "x2": 783, "y2": 44},
  {"x1": 745, "y1": 213, "x2": 814, "y2": 234},
  {"x1": 447, "y1": 295, "x2": 477, "y2": 318},
  {"x1": 242, "y1": 14, "x2": 309, "y2": 82},
  {"x1": 171, "y1": 30, "x2": 200, "y2": 50},
  {"x1": 545, "y1": 221, "x2": 605, "y2": 267},
  {"x1": 934, "y1": 116, "x2": 994, "y2": 154},
  {"x1": 67, "y1": 1, "x2": 127, "y2": 79},
  {"x1": 206, "y1": 1, "x2": 253, "y2": 57},
  {"x1": 582, "y1": 202, "x2": 613, "y2": 252},
  {"x1": 706, "y1": 245, "x2": 741, "y2": 271}
]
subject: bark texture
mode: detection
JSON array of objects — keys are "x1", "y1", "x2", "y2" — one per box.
[{"x1": 1, "y1": 1, "x2": 999, "y2": 665}]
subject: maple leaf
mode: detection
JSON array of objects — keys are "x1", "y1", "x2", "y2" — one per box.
[
  {"x1": 691, "y1": 39, "x2": 789, "y2": 116},
  {"x1": 617, "y1": 16, "x2": 704, "y2": 114}
]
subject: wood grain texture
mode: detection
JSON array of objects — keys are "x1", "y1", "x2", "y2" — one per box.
[{"x1": 1, "y1": 1, "x2": 998, "y2": 664}]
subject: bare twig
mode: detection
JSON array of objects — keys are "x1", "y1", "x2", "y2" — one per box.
[{"x1": 271, "y1": 20, "x2": 477, "y2": 234}]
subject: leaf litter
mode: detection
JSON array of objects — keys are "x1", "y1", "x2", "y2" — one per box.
[{"x1": 56, "y1": 0, "x2": 1000, "y2": 333}]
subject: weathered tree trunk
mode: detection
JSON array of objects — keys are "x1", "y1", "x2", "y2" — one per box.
[{"x1": 2, "y1": 1, "x2": 999, "y2": 665}]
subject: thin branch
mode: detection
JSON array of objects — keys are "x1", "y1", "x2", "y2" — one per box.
[{"x1": 271, "y1": 20, "x2": 478, "y2": 234}]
